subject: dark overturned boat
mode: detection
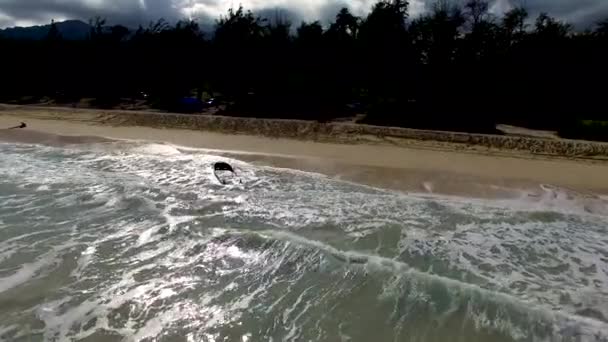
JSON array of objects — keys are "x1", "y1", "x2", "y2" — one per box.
[{"x1": 213, "y1": 162, "x2": 240, "y2": 185}]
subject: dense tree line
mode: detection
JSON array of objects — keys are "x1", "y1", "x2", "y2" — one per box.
[{"x1": 1, "y1": 0, "x2": 607, "y2": 137}]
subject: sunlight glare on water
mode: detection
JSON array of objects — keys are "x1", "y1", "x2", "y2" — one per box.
[{"x1": 0, "y1": 140, "x2": 607, "y2": 342}]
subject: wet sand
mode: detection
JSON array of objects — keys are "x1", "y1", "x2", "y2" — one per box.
[{"x1": 1, "y1": 113, "x2": 608, "y2": 196}]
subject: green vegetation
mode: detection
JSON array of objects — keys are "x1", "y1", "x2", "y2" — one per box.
[
  {"x1": 560, "y1": 120, "x2": 608, "y2": 142},
  {"x1": 0, "y1": 0, "x2": 607, "y2": 140}
]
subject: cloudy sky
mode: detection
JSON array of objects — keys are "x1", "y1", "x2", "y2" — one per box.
[{"x1": 0, "y1": 0, "x2": 606, "y2": 29}]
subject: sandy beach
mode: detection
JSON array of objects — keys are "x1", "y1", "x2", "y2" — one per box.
[
  {"x1": 1, "y1": 107, "x2": 608, "y2": 196},
  {"x1": 3, "y1": 107, "x2": 608, "y2": 342}
]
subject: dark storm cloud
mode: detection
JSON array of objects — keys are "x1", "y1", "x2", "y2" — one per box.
[
  {"x1": 0, "y1": 0, "x2": 183, "y2": 27},
  {"x1": 0, "y1": 0, "x2": 607, "y2": 28},
  {"x1": 323, "y1": 0, "x2": 608, "y2": 27},
  {"x1": 523, "y1": 0, "x2": 608, "y2": 28},
  {"x1": 254, "y1": 7, "x2": 303, "y2": 25}
]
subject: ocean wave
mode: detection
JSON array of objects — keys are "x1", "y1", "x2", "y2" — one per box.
[{"x1": 0, "y1": 140, "x2": 607, "y2": 341}]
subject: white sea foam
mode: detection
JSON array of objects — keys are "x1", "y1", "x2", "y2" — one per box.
[{"x1": 1, "y1": 141, "x2": 607, "y2": 341}]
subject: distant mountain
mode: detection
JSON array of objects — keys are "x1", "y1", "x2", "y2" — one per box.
[{"x1": 0, "y1": 20, "x2": 91, "y2": 40}]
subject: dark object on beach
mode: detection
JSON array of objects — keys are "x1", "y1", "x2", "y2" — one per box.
[
  {"x1": 213, "y1": 162, "x2": 240, "y2": 185},
  {"x1": 8, "y1": 122, "x2": 27, "y2": 129},
  {"x1": 176, "y1": 97, "x2": 204, "y2": 113}
]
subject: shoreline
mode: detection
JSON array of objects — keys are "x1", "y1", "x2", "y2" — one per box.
[
  {"x1": 3, "y1": 104, "x2": 608, "y2": 160},
  {"x1": 1, "y1": 107, "x2": 608, "y2": 196}
]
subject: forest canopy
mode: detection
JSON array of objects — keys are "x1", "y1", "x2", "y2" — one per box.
[{"x1": 1, "y1": 0, "x2": 607, "y2": 138}]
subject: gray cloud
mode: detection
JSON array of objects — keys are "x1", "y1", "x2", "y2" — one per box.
[
  {"x1": 0, "y1": 0, "x2": 607, "y2": 29},
  {"x1": 0, "y1": 0, "x2": 182, "y2": 27},
  {"x1": 524, "y1": 0, "x2": 608, "y2": 28}
]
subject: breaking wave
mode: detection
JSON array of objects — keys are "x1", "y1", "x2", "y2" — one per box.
[{"x1": 0, "y1": 139, "x2": 607, "y2": 341}]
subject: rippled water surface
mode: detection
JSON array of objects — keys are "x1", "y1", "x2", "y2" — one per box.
[{"x1": 1, "y1": 141, "x2": 607, "y2": 342}]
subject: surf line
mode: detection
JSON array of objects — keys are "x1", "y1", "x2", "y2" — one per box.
[{"x1": 238, "y1": 228, "x2": 608, "y2": 335}]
